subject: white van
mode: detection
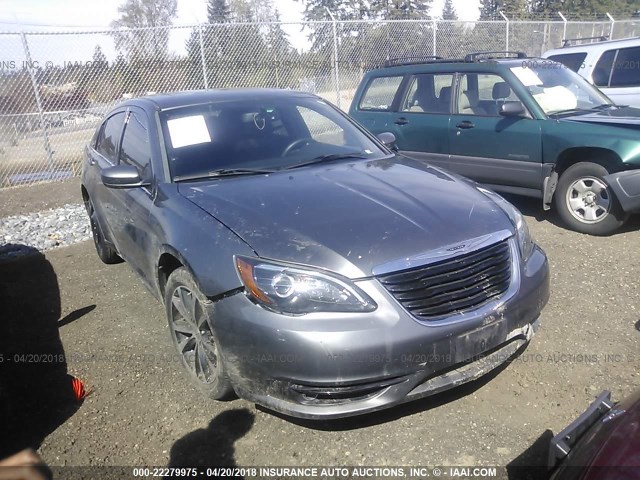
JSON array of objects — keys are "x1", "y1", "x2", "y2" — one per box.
[{"x1": 542, "y1": 36, "x2": 640, "y2": 107}]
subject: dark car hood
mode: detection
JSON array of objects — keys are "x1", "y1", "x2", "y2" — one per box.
[
  {"x1": 560, "y1": 106, "x2": 640, "y2": 129},
  {"x1": 178, "y1": 156, "x2": 514, "y2": 278}
]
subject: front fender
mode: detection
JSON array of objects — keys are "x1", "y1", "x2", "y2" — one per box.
[
  {"x1": 151, "y1": 183, "x2": 256, "y2": 298},
  {"x1": 543, "y1": 121, "x2": 640, "y2": 167}
]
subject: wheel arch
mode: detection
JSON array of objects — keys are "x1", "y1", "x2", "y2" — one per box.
[
  {"x1": 544, "y1": 148, "x2": 624, "y2": 208},
  {"x1": 157, "y1": 246, "x2": 207, "y2": 299},
  {"x1": 554, "y1": 148, "x2": 624, "y2": 176}
]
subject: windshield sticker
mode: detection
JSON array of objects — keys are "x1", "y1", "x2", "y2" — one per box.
[
  {"x1": 510, "y1": 67, "x2": 543, "y2": 87},
  {"x1": 533, "y1": 86, "x2": 578, "y2": 113},
  {"x1": 167, "y1": 115, "x2": 211, "y2": 149}
]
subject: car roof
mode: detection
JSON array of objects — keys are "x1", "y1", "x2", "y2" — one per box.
[
  {"x1": 368, "y1": 56, "x2": 532, "y2": 75},
  {"x1": 544, "y1": 36, "x2": 640, "y2": 55},
  {"x1": 123, "y1": 88, "x2": 319, "y2": 111}
]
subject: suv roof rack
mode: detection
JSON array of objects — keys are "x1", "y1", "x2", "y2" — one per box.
[
  {"x1": 383, "y1": 56, "x2": 443, "y2": 67},
  {"x1": 464, "y1": 51, "x2": 528, "y2": 62},
  {"x1": 562, "y1": 35, "x2": 609, "y2": 47}
]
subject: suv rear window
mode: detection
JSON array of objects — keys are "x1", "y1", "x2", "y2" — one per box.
[
  {"x1": 547, "y1": 53, "x2": 587, "y2": 73},
  {"x1": 611, "y1": 46, "x2": 640, "y2": 87},
  {"x1": 402, "y1": 74, "x2": 454, "y2": 113},
  {"x1": 358, "y1": 76, "x2": 403, "y2": 111},
  {"x1": 593, "y1": 49, "x2": 616, "y2": 86}
]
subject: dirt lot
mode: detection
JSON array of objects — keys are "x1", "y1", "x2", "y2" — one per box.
[{"x1": 0, "y1": 183, "x2": 638, "y2": 479}]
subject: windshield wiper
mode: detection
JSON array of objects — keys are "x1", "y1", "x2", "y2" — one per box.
[
  {"x1": 548, "y1": 108, "x2": 591, "y2": 116},
  {"x1": 174, "y1": 167, "x2": 276, "y2": 182},
  {"x1": 284, "y1": 152, "x2": 369, "y2": 170},
  {"x1": 591, "y1": 103, "x2": 617, "y2": 110}
]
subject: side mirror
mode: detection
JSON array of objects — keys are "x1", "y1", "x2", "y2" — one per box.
[
  {"x1": 499, "y1": 101, "x2": 526, "y2": 117},
  {"x1": 101, "y1": 165, "x2": 149, "y2": 189},
  {"x1": 376, "y1": 132, "x2": 397, "y2": 150}
]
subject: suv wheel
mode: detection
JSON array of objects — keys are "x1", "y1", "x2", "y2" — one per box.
[
  {"x1": 164, "y1": 267, "x2": 234, "y2": 400},
  {"x1": 554, "y1": 162, "x2": 628, "y2": 235},
  {"x1": 85, "y1": 197, "x2": 122, "y2": 264}
]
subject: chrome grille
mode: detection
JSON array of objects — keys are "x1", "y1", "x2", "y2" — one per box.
[{"x1": 378, "y1": 240, "x2": 512, "y2": 320}]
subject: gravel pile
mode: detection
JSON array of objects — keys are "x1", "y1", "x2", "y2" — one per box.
[{"x1": 0, "y1": 203, "x2": 91, "y2": 258}]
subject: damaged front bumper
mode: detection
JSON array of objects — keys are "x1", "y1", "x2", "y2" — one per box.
[
  {"x1": 605, "y1": 169, "x2": 640, "y2": 213},
  {"x1": 211, "y1": 245, "x2": 550, "y2": 420}
]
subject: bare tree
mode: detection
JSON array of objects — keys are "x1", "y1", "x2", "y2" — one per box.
[{"x1": 111, "y1": 0, "x2": 178, "y2": 62}]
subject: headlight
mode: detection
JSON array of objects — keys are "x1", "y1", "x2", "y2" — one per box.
[
  {"x1": 235, "y1": 256, "x2": 377, "y2": 315},
  {"x1": 478, "y1": 187, "x2": 535, "y2": 261}
]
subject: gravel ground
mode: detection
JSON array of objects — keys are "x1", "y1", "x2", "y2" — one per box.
[
  {"x1": 0, "y1": 204, "x2": 90, "y2": 254},
  {"x1": 0, "y1": 186, "x2": 639, "y2": 479}
]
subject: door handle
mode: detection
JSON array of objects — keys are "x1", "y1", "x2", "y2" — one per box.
[
  {"x1": 456, "y1": 121, "x2": 475, "y2": 129},
  {"x1": 394, "y1": 117, "x2": 409, "y2": 126},
  {"x1": 88, "y1": 157, "x2": 96, "y2": 166}
]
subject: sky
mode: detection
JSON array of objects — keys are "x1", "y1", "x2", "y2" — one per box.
[
  {"x1": 0, "y1": 0, "x2": 480, "y2": 28},
  {"x1": 0, "y1": 0, "x2": 481, "y2": 64}
]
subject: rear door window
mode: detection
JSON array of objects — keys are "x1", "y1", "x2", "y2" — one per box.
[
  {"x1": 610, "y1": 46, "x2": 640, "y2": 87},
  {"x1": 402, "y1": 74, "x2": 454, "y2": 113},
  {"x1": 358, "y1": 76, "x2": 403, "y2": 111}
]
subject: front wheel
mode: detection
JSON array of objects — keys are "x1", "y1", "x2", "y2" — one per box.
[
  {"x1": 164, "y1": 267, "x2": 234, "y2": 400},
  {"x1": 554, "y1": 162, "x2": 628, "y2": 236}
]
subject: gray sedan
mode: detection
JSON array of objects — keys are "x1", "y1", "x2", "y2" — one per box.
[{"x1": 81, "y1": 89, "x2": 550, "y2": 419}]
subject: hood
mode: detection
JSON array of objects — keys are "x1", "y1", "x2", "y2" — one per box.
[
  {"x1": 560, "y1": 106, "x2": 640, "y2": 130},
  {"x1": 178, "y1": 156, "x2": 514, "y2": 278}
]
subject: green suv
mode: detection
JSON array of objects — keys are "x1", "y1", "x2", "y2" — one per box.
[{"x1": 349, "y1": 52, "x2": 640, "y2": 235}]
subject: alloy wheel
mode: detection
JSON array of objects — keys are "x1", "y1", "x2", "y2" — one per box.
[
  {"x1": 565, "y1": 176, "x2": 611, "y2": 224},
  {"x1": 168, "y1": 286, "x2": 219, "y2": 384}
]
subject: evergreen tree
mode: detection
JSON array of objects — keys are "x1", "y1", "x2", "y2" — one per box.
[
  {"x1": 208, "y1": 0, "x2": 231, "y2": 22},
  {"x1": 370, "y1": 0, "x2": 433, "y2": 19},
  {"x1": 530, "y1": 0, "x2": 564, "y2": 15},
  {"x1": 479, "y1": 0, "x2": 528, "y2": 19},
  {"x1": 92, "y1": 45, "x2": 108, "y2": 68},
  {"x1": 531, "y1": 0, "x2": 638, "y2": 17},
  {"x1": 437, "y1": 0, "x2": 464, "y2": 57},
  {"x1": 442, "y1": 0, "x2": 457, "y2": 19},
  {"x1": 188, "y1": 0, "x2": 299, "y2": 89},
  {"x1": 479, "y1": 0, "x2": 501, "y2": 19},
  {"x1": 185, "y1": 28, "x2": 206, "y2": 88},
  {"x1": 563, "y1": 0, "x2": 638, "y2": 17}
]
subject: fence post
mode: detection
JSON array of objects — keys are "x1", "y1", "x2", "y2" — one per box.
[
  {"x1": 499, "y1": 11, "x2": 509, "y2": 51},
  {"x1": 432, "y1": 19, "x2": 437, "y2": 56},
  {"x1": 325, "y1": 8, "x2": 341, "y2": 108},
  {"x1": 198, "y1": 24, "x2": 209, "y2": 89},
  {"x1": 20, "y1": 32, "x2": 55, "y2": 179},
  {"x1": 558, "y1": 12, "x2": 567, "y2": 41},
  {"x1": 606, "y1": 13, "x2": 615, "y2": 39}
]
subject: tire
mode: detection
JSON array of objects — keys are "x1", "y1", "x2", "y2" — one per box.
[
  {"x1": 554, "y1": 162, "x2": 628, "y2": 236},
  {"x1": 164, "y1": 267, "x2": 233, "y2": 400},
  {"x1": 85, "y1": 197, "x2": 122, "y2": 264}
]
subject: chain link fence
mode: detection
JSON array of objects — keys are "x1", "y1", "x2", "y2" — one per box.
[{"x1": 0, "y1": 17, "x2": 638, "y2": 187}]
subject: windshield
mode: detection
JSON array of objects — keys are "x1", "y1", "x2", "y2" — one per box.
[
  {"x1": 510, "y1": 64, "x2": 613, "y2": 115},
  {"x1": 160, "y1": 96, "x2": 388, "y2": 181}
]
